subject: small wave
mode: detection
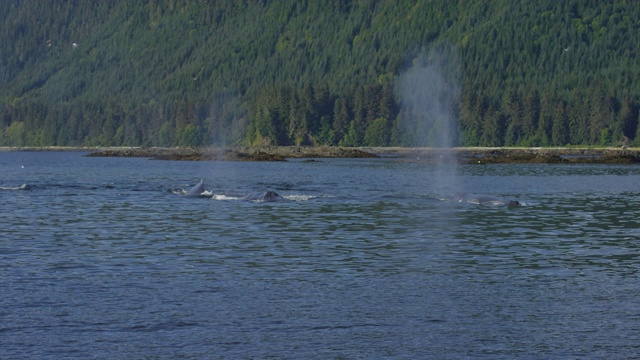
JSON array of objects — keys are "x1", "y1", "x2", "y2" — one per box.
[
  {"x1": 0, "y1": 184, "x2": 31, "y2": 191},
  {"x1": 434, "y1": 193, "x2": 525, "y2": 208},
  {"x1": 172, "y1": 189, "x2": 318, "y2": 202},
  {"x1": 284, "y1": 194, "x2": 318, "y2": 201},
  {"x1": 211, "y1": 194, "x2": 243, "y2": 201},
  {"x1": 211, "y1": 193, "x2": 312, "y2": 201},
  {"x1": 200, "y1": 190, "x2": 214, "y2": 197},
  {"x1": 170, "y1": 188, "x2": 186, "y2": 195},
  {"x1": 170, "y1": 188, "x2": 216, "y2": 198}
]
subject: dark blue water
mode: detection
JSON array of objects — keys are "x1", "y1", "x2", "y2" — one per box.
[{"x1": 1, "y1": 151, "x2": 639, "y2": 359}]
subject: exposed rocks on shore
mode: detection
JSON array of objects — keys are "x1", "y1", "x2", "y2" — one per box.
[
  {"x1": 85, "y1": 146, "x2": 379, "y2": 161},
  {"x1": 192, "y1": 146, "x2": 629, "y2": 164},
  {"x1": 465, "y1": 153, "x2": 640, "y2": 164},
  {"x1": 363, "y1": 147, "x2": 640, "y2": 164},
  {"x1": 4, "y1": 146, "x2": 640, "y2": 164}
]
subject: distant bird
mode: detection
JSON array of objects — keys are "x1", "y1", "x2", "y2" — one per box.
[
  {"x1": 72, "y1": 42, "x2": 79, "y2": 48},
  {"x1": 46, "y1": 39, "x2": 52, "y2": 47},
  {"x1": 563, "y1": 47, "x2": 570, "y2": 52}
]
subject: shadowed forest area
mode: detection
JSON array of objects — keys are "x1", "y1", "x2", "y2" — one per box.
[{"x1": 1, "y1": 1, "x2": 639, "y2": 147}]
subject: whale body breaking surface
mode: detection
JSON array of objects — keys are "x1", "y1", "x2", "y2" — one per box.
[
  {"x1": 446, "y1": 193, "x2": 520, "y2": 207},
  {"x1": 244, "y1": 191, "x2": 285, "y2": 202},
  {"x1": 179, "y1": 180, "x2": 520, "y2": 207}
]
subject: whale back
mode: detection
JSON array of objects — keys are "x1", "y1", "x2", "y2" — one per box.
[
  {"x1": 245, "y1": 191, "x2": 285, "y2": 202},
  {"x1": 450, "y1": 193, "x2": 519, "y2": 207}
]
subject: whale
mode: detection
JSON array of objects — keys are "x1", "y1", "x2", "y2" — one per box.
[
  {"x1": 448, "y1": 193, "x2": 520, "y2": 207},
  {"x1": 186, "y1": 179, "x2": 206, "y2": 197},
  {"x1": 244, "y1": 191, "x2": 285, "y2": 202}
]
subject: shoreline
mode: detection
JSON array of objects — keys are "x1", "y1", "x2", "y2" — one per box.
[{"x1": 2, "y1": 146, "x2": 640, "y2": 164}]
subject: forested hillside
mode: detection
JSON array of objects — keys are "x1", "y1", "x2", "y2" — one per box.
[{"x1": 1, "y1": 0, "x2": 639, "y2": 147}]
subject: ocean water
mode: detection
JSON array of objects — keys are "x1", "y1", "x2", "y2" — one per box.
[{"x1": 1, "y1": 151, "x2": 639, "y2": 359}]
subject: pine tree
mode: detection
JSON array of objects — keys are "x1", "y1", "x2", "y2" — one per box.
[
  {"x1": 618, "y1": 96, "x2": 638, "y2": 144},
  {"x1": 588, "y1": 80, "x2": 613, "y2": 144},
  {"x1": 502, "y1": 88, "x2": 523, "y2": 146},
  {"x1": 332, "y1": 97, "x2": 350, "y2": 143},
  {"x1": 551, "y1": 100, "x2": 569, "y2": 146}
]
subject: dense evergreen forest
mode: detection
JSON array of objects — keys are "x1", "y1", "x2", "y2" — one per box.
[{"x1": 1, "y1": 0, "x2": 639, "y2": 147}]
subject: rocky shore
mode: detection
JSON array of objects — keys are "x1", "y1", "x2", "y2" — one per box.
[
  {"x1": 88, "y1": 146, "x2": 640, "y2": 164},
  {"x1": 84, "y1": 146, "x2": 379, "y2": 161},
  {"x1": 361, "y1": 147, "x2": 640, "y2": 164},
  {"x1": 4, "y1": 146, "x2": 640, "y2": 164}
]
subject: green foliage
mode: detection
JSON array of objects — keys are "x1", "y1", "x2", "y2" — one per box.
[
  {"x1": 341, "y1": 122, "x2": 359, "y2": 147},
  {"x1": 364, "y1": 118, "x2": 390, "y2": 146},
  {"x1": 2, "y1": 121, "x2": 26, "y2": 146},
  {"x1": 178, "y1": 124, "x2": 203, "y2": 147},
  {"x1": 1, "y1": 1, "x2": 640, "y2": 147}
]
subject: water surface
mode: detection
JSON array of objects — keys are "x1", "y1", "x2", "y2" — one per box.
[{"x1": 1, "y1": 152, "x2": 639, "y2": 358}]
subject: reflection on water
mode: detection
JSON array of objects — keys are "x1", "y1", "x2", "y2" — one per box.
[{"x1": 1, "y1": 152, "x2": 640, "y2": 358}]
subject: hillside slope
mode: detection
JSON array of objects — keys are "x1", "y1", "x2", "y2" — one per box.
[{"x1": 1, "y1": 1, "x2": 639, "y2": 147}]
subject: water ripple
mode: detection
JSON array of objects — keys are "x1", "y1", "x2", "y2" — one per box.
[{"x1": 2, "y1": 153, "x2": 640, "y2": 358}]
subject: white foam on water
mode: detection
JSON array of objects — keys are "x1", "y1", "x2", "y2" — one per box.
[
  {"x1": 283, "y1": 194, "x2": 317, "y2": 201},
  {"x1": 0, "y1": 184, "x2": 29, "y2": 190},
  {"x1": 211, "y1": 194, "x2": 243, "y2": 201}
]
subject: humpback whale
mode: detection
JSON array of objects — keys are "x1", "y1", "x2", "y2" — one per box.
[
  {"x1": 186, "y1": 179, "x2": 206, "y2": 197},
  {"x1": 244, "y1": 191, "x2": 285, "y2": 202},
  {"x1": 448, "y1": 193, "x2": 520, "y2": 207}
]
